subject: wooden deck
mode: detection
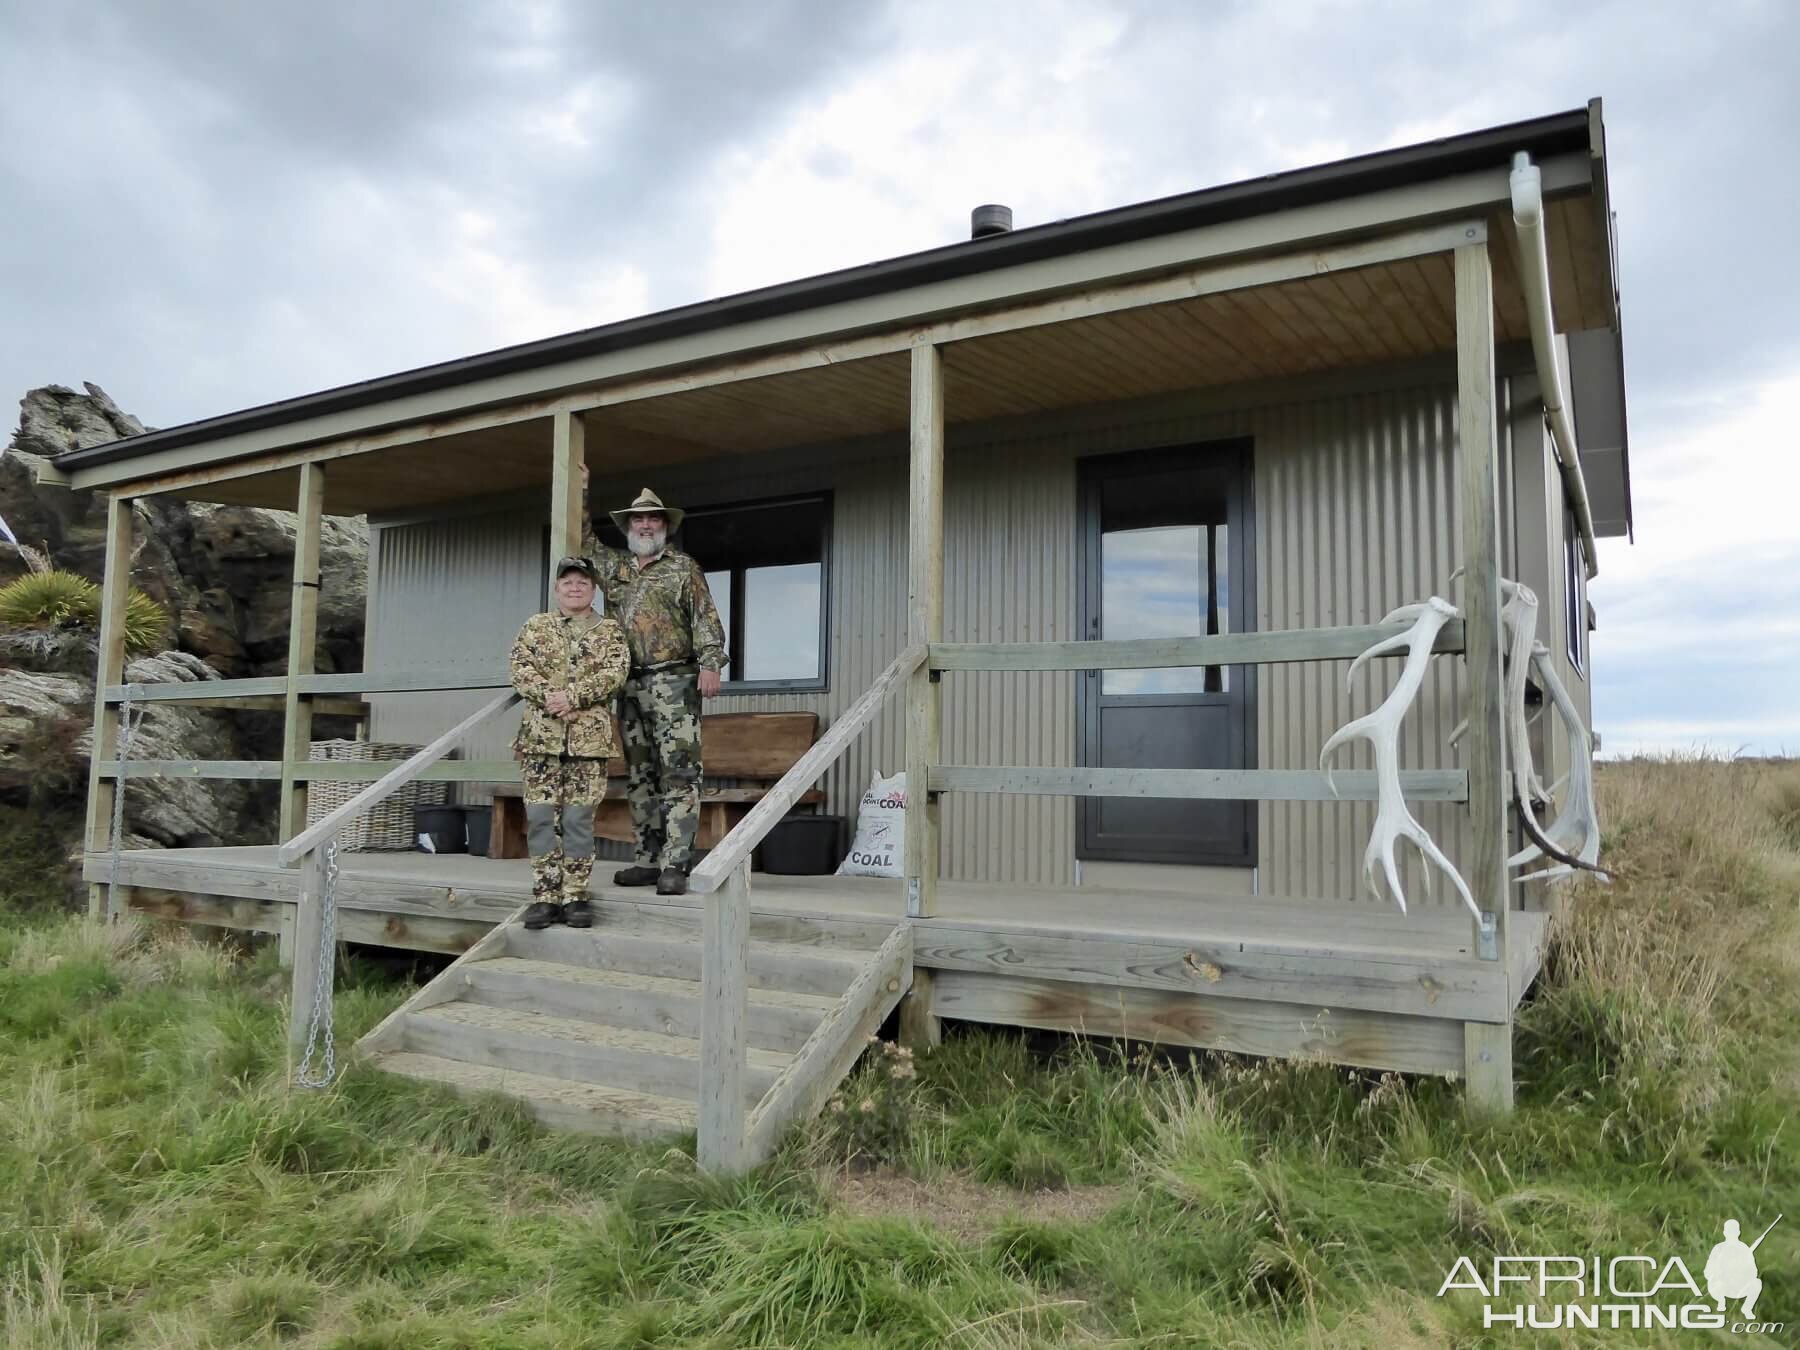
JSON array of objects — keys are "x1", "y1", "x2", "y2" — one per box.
[{"x1": 87, "y1": 845, "x2": 1549, "y2": 1079}]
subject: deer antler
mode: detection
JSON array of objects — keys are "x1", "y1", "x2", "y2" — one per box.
[
  {"x1": 1509, "y1": 642, "x2": 1607, "y2": 882},
  {"x1": 1320, "y1": 597, "x2": 1479, "y2": 918},
  {"x1": 1498, "y1": 581, "x2": 1541, "y2": 810}
]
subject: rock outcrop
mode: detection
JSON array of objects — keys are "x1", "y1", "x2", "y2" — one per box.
[
  {"x1": 1, "y1": 384, "x2": 368, "y2": 678},
  {"x1": 0, "y1": 384, "x2": 369, "y2": 852}
]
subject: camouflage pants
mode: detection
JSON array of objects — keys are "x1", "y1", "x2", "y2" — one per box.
[
  {"x1": 520, "y1": 755, "x2": 608, "y2": 900},
  {"x1": 619, "y1": 667, "x2": 702, "y2": 870}
]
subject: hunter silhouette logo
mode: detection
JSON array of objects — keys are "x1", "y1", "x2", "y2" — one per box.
[
  {"x1": 1706, "y1": 1216, "x2": 1777, "y2": 1321},
  {"x1": 1436, "y1": 1214, "x2": 1783, "y2": 1333}
]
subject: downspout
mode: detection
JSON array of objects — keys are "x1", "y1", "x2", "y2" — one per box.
[{"x1": 1509, "y1": 151, "x2": 1600, "y2": 579}]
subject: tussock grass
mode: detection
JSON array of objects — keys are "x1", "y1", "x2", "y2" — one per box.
[
  {"x1": 0, "y1": 567, "x2": 170, "y2": 653},
  {"x1": 0, "y1": 755, "x2": 1795, "y2": 1345}
]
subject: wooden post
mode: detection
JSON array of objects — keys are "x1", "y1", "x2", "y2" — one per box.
[
  {"x1": 699, "y1": 860, "x2": 750, "y2": 1172},
  {"x1": 900, "y1": 340, "x2": 945, "y2": 1049},
  {"x1": 84, "y1": 494, "x2": 134, "y2": 920},
  {"x1": 551, "y1": 410, "x2": 585, "y2": 595},
  {"x1": 286, "y1": 846, "x2": 330, "y2": 1061},
  {"x1": 1455, "y1": 239, "x2": 1514, "y2": 1113},
  {"x1": 278, "y1": 462, "x2": 325, "y2": 843}
]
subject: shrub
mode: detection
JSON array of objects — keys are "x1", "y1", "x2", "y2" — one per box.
[
  {"x1": 820, "y1": 1037, "x2": 921, "y2": 1168},
  {"x1": 0, "y1": 570, "x2": 93, "y2": 628},
  {"x1": 0, "y1": 570, "x2": 169, "y2": 654}
]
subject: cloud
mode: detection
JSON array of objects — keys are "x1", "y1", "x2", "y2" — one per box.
[
  {"x1": 1589, "y1": 369, "x2": 1800, "y2": 752},
  {"x1": 1, "y1": 0, "x2": 1796, "y2": 754},
  {"x1": 0, "y1": 0, "x2": 888, "y2": 419}
]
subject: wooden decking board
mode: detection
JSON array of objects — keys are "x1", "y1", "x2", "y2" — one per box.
[
  {"x1": 910, "y1": 922, "x2": 1509, "y2": 1023},
  {"x1": 460, "y1": 958, "x2": 835, "y2": 1053},
  {"x1": 401, "y1": 1001, "x2": 788, "y2": 1102},
  {"x1": 93, "y1": 845, "x2": 1502, "y2": 954},
  {"x1": 369, "y1": 1051, "x2": 697, "y2": 1137},
  {"x1": 929, "y1": 971, "x2": 1465, "y2": 1076},
  {"x1": 503, "y1": 925, "x2": 865, "y2": 998},
  {"x1": 471, "y1": 956, "x2": 838, "y2": 1011}
]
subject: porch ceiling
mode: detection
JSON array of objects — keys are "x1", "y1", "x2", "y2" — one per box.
[
  {"x1": 582, "y1": 199, "x2": 1605, "y2": 455},
  {"x1": 182, "y1": 197, "x2": 1610, "y2": 516}
]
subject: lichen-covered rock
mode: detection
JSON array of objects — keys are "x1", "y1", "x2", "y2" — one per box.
[
  {"x1": 77, "y1": 651, "x2": 261, "y2": 847},
  {"x1": 4, "y1": 385, "x2": 368, "y2": 678},
  {"x1": 1, "y1": 384, "x2": 369, "y2": 849}
]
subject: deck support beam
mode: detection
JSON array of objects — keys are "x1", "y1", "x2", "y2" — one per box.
[
  {"x1": 285, "y1": 846, "x2": 330, "y2": 1062},
  {"x1": 278, "y1": 462, "x2": 325, "y2": 844},
  {"x1": 1455, "y1": 238, "x2": 1515, "y2": 1113},
  {"x1": 901, "y1": 340, "x2": 945, "y2": 1049},
  {"x1": 699, "y1": 861, "x2": 751, "y2": 1172},
  {"x1": 551, "y1": 410, "x2": 584, "y2": 592},
  {"x1": 84, "y1": 494, "x2": 134, "y2": 920}
]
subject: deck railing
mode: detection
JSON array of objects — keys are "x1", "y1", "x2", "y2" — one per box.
[
  {"x1": 925, "y1": 618, "x2": 1471, "y2": 805},
  {"x1": 680, "y1": 642, "x2": 925, "y2": 1171},
  {"x1": 96, "y1": 667, "x2": 515, "y2": 785},
  {"x1": 274, "y1": 689, "x2": 520, "y2": 1068}
]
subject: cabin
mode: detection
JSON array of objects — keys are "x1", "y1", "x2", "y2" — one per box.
[{"x1": 51, "y1": 102, "x2": 1632, "y2": 1170}]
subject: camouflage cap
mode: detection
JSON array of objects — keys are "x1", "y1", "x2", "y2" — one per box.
[{"x1": 554, "y1": 555, "x2": 598, "y2": 580}]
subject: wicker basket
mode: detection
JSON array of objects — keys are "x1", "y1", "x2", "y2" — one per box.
[{"x1": 305, "y1": 740, "x2": 448, "y2": 852}]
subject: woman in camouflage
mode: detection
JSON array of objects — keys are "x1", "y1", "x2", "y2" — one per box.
[{"x1": 509, "y1": 556, "x2": 630, "y2": 929}]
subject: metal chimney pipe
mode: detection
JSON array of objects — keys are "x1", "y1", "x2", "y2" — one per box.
[{"x1": 970, "y1": 204, "x2": 1013, "y2": 239}]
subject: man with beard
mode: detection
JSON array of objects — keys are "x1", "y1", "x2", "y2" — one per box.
[{"x1": 581, "y1": 479, "x2": 725, "y2": 895}]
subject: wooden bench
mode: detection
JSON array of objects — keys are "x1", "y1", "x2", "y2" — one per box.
[{"x1": 488, "y1": 711, "x2": 824, "y2": 860}]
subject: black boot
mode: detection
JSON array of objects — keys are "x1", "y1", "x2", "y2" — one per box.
[
  {"x1": 656, "y1": 867, "x2": 688, "y2": 896},
  {"x1": 563, "y1": 898, "x2": 594, "y2": 928},
  {"x1": 523, "y1": 900, "x2": 566, "y2": 930},
  {"x1": 613, "y1": 865, "x2": 660, "y2": 887}
]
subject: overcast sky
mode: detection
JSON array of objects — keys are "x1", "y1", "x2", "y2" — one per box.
[{"x1": 2, "y1": 0, "x2": 1795, "y2": 755}]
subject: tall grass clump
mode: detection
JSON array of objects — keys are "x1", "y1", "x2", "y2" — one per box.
[
  {"x1": 0, "y1": 569, "x2": 169, "y2": 653},
  {"x1": 1517, "y1": 753, "x2": 1799, "y2": 1167},
  {"x1": 0, "y1": 755, "x2": 1794, "y2": 1346}
]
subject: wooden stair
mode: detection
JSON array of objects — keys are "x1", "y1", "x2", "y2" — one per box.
[{"x1": 356, "y1": 900, "x2": 911, "y2": 1155}]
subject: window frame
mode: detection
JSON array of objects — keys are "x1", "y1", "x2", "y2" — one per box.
[{"x1": 680, "y1": 490, "x2": 833, "y2": 695}]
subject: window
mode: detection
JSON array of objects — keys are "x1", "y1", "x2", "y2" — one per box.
[
  {"x1": 1564, "y1": 508, "x2": 1586, "y2": 675},
  {"x1": 678, "y1": 493, "x2": 830, "y2": 690},
  {"x1": 1098, "y1": 469, "x2": 1232, "y2": 694}
]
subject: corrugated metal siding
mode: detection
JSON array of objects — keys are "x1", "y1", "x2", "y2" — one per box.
[
  {"x1": 374, "y1": 363, "x2": 1505, "y2": 897},
  {"x1": 367, "y1": 506, "x2": 544, "y2": 802},
  {"x1": 1253, "y1": 386, "x2": 1471, "y2": 902},
  {"x1": 589, "y1": 456, "x2": 914, "y2": 862}
]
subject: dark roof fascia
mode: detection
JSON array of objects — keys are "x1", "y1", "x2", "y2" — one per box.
[{"x1": 60, "y1": 106, "x2": 1597, "y2": 472}]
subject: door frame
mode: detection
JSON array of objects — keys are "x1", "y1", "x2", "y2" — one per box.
[{"x1": 1074, "y1": 437, "x2": 1258, "y2": 866}]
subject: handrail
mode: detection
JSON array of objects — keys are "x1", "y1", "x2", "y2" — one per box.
[
  {"x1": 96, "y1": 758, "x2": 523, "y2": 783},
  {"x1": 277, "y1": 689, "x2": 519, "y2": 865},
  {"x1": 687, "y1": 643, "x2": 926, "y2": 894},
  {"x1": 104, "y1": 666, "x2": 508, "y2": 703},
  {"x1": 928, "y1": 765, "x2": 1469, "y2": 803},
  {"x1": 929, "y1": 620, "x2": 1466, "y2": 673}
]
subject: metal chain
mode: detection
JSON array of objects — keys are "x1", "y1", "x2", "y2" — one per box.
[
  {"x1": 106, "y1": 683, "x2": 146, "y2": 918},
  {"x1": 293, "y1": 839, "x2": 341, "y2": 1089}
]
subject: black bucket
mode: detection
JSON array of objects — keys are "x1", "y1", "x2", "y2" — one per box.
[
  {"x1": 414, "y1": 805, "x2": 467, "y2": 854},
  {"x1": 759, "y1": 814, "x2": 844, "y2": 875},
  {"x1": 461, "y1": 804, "x2": 492, "y2": 858}
]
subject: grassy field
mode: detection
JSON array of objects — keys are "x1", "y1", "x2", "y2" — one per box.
[{"x1": 2, "y1": 756, "x2": 1795, "y2": 1347}]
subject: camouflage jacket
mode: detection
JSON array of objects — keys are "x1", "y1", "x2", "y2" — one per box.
[
  {"x1": 581, "y1": 520, "x2": 726, "y2": 673},
  {"x1": 509, "y1": 610, "x2": 630, "y2": 758}
]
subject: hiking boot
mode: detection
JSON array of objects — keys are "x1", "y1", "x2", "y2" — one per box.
[
  {"x1": 523, "y1": 900, "x2": 565, "y2": 930},
  {"x1": 613, "y1": 865, "x2": 660, "y2": 887},
  {"x1": 562, "y1": 898, "x2": 594, "y2": 928},
  {"x1": 656, "y1": 867, "x2": 688, "y2": 896}
]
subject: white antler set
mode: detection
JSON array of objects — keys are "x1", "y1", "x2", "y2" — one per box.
[{"x1": 1320, "y1": 579, "x2": 1605, "y2": 917}]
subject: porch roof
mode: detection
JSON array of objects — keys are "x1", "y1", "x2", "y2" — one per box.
[{"x1": 56, "y1": 103, "x2": 1628, "y2": 528}]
